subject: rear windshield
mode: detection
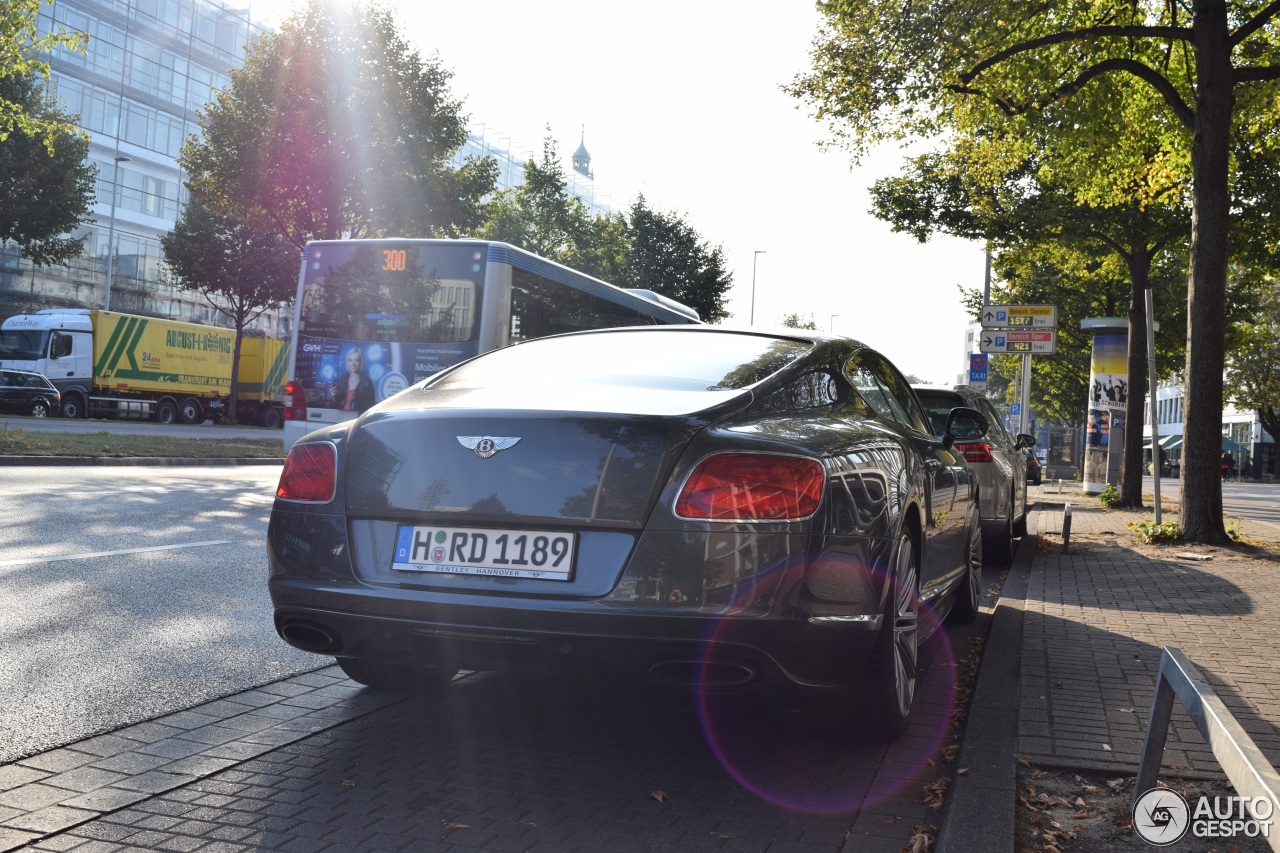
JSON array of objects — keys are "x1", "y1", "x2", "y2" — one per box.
[
  {"x1": 913, "y1": 390, "x2": 966, "y2": 434},
  {"x1": 431, "y1": 330, "x2": 811, "y2": 393}
]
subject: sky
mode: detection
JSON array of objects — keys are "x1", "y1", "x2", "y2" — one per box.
[{"x1": 253, "y1": 0, "x2": 986, "y2": 383}]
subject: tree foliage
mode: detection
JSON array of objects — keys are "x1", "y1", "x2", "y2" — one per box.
[
  {"x1": 791, "y1": 0, "x2": 1280, "y2": 541},
  {"x1": 623, "y1": 196, "x2": 731, "y2": 323},
  {"x1": 0, "y1": 72, "x2": 95, "y2": 264},
  {"x1": 478, "y1": 143, "x2": 733, "y2": 323},
  {"x1": 781, "y1": 312, "x2": 819, "y2": 330},
  {"x1": 161, "y1": 198, "x2": 299, "y2": 422},
  {"x1": 180, "y1": 0, "x2": 496, "y2": 249},
  {"x1": 870, "y1": 126, "x2": 1194, "y2": 506},
  {"x1": 1, "y1": 0, "x2": 86, "y2": 144},
  {"x1": 479, "y1": 135, "x2": 631, "y2": 283}
]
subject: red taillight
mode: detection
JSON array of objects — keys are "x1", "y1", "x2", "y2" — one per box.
[
  {"x1": 675, "y1": 453, "x2": 825, "y2": 521},
  {"x1": 955, "y1": 442, "x2": 994, "y2": 463},
  {"x1": 277, "y1": 443, "x2": 336, "y2": 503},
  {"x1": 282, "y1": 380, "x2": 307, "y2": 421}
]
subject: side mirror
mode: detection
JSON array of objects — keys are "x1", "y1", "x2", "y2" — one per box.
[
  {"x1": 1015, "y1": 433, "x2": 1036, "y2": 449},
  {"x1": 945, "y1": 406, "x2": 988, "y2": 442}
]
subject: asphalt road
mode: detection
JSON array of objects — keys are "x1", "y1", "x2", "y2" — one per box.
[
  {"x1": 2, "y1": 464, "x2": 1003, "y2": 852},
  {"x1": 0, "y1": 464, "x2": 318, "y2": 763},
  {"x1": 1141, "y1": 474, "x2": 1280, "y2": 528}
]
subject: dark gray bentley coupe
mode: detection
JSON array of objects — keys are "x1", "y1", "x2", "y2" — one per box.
[{"x1": 268, "y1": 326, "x2": 985, "y2": 739}]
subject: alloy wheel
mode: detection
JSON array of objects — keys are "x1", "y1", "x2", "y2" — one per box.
[{"x1": 890, "y1": 535, "x2": 920, "y2": 718}]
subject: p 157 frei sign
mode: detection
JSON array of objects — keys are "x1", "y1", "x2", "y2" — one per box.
[{"x1": 981, "y1": 304, "x2": 1058, "y2": 329}]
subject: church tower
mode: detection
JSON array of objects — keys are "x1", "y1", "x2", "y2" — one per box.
[{"x1": 572, "y1": 127, "x2": 593, "y2": 179}]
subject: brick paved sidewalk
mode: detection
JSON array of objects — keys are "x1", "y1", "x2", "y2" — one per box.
[{"x1": 1020, "y1": 497, "x2": 1280, "y2": 778}]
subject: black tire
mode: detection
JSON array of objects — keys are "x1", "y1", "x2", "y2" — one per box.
[
  {"x1": 259, "y1": 407, "x2": 283, "y2": 429},
  {"x1": 949, "y1": 507, "x2": 983, "y2": 623},
  {"x1": 60, "y1": 393, "x2": 84, "y2": 419},
  {"x1": 30, "y1": 400, "x2": 50, "y2": 418},
  {"x1": 155, "y1": 400, "x2": 178, "y2": 425},
  {"x1": 857, "y1": 531, "x2": 920, "y2": 742},
  {"x1": 178, "y1": 397, "x2": 203, "y2": 425},
  {"x1": 336, "y1": 657, "x2": 458, "y2": 692},
  {"x1": 986, "y1": 503, "x2": 1015, "y2": 567}
]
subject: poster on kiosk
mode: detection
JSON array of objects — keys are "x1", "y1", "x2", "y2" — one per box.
[{"x1": 1082, "y1": 319, "x2": 1128, "y2": 494}]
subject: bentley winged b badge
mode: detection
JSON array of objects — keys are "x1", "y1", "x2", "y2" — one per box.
[{"x1": 457, "y1": 436, "x2": 521, "y2": 459}]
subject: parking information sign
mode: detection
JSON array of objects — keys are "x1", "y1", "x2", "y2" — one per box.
[
  {"x1": 979, "y1": 330, "x2": 1058, "y2": 354},
  {"x1": 968, "y1": 353, "x2": 988, "y2": 390},
  {"x1": 981, "y1": 305, "x2": 1058, "y2": 328}
]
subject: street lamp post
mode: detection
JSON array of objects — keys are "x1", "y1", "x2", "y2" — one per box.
[
  {"x1": 103, "y1": 155, "x2": 131, "y2": 312},
  {"x1": 750, "y1": 250, "x2": 766, "y2": 325}
]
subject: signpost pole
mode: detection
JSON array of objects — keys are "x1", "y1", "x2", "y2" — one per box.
[
  {"x1": 1021, "y1": 353, "x2": 1032, "y2": 434},
  {"x1": 1146, "y1": 287, "x2": 1161, "y2": 524}
]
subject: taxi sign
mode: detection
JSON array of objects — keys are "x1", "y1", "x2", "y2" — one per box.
[
  {"x1": 981, "y1": 304, "x2": 1058, "y2": 328},
  {"x1": 979, "y1": 330, "x2": 1058, "y2": 354}
]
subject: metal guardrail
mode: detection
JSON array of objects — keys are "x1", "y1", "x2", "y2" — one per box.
[{"x1": 1135, "y1": 647, "x2": 1280, "y2": 851}]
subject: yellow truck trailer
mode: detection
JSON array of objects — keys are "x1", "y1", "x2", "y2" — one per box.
[
  {"x1": 235, "y1": 336, "x2": 291, "y2": 428},
  {"x1": 0, "y1": 309, "x2": 286, "y2": 426}
]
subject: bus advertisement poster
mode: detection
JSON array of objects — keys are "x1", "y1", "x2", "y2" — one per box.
[{"x1": 295, "y1": 335, "x2": 477, "y2": 411}]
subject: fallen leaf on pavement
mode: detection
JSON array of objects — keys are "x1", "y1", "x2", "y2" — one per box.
[
  {"x1": 444, "y1": 823, "x2": 470, "y2": 830},
  {"x1": 650, "y1": 790, "x2": 669, "y2": 803}
]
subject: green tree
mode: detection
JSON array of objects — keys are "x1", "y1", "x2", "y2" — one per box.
[
  {"x1": 1, "y1": 0, "x2": 86, "y2": 143},
  {"x1": 181, "y1": 0, "x2": 496, "y2": 250},
  {"x1": 0, "y1": 72, "x2": 95, "y2": 264},
  {"x1": 781, "y1": 312, "x2": 819, "y2": 330},
  {"x1": 791, "y1": 0, "x2": 1280, "y2": 542},
  {"x1": 479, "y1": 133, "x2": 631, "y2": 281},
  {"x1": 623, "y1": 196, "x2": 732, "y2": 323},
  {"x1": 871, "y1": 134, "x2": 1191, "y2": 506},
  {"x1": 161, "y1": 198, "x2": 299, "y2": 423}
]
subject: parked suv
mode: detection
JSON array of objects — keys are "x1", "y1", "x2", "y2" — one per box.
[
  {"x1": 0, "y1": 369, "x2": 61, "y2": 418},
  {"x1": 912, "y1": 384, "x2": 1034, "y2": 564}
]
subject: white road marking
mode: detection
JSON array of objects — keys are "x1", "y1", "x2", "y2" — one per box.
[{"x1": 0, "y1": 540, "x2": 233, "y2": 567}]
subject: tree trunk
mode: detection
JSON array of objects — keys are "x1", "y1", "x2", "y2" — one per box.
[
  {"x1": 1118, "y1": 249, "x2": 1151, "y2": 508},
  {"x1": 1182, "y1": 0, "x2": 1232, "y2": 543}
]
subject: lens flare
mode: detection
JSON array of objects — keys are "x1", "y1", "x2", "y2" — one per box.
[{"x1": 692, "y1": 560, "x2": 957, "y2": 815}]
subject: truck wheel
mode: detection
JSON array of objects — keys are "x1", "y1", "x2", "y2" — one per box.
[
  {"x1": 178, "y1": 397, "x2": 202, "y2": 425},
  {"x1": 155, "y1": 400, "x2": 178, "y2": 425},
  {"x1": 259, "y1": 407, "x2": 282, "y2": 429},
  {"x1": 60, "y1": 394, "x2": 85, "y2": 419}
]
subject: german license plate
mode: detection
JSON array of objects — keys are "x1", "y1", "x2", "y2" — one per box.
[{"x1": 392, "y1": 525, "x2": 575, "y2": 580}]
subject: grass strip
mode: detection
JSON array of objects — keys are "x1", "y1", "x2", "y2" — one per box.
[{"x1": 0, "y1": 423, "x2": 284, "y2": 459}]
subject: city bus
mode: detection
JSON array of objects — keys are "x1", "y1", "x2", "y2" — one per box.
[{"x1": 281, "y1": 239, "x2": 702, "y2": 449}]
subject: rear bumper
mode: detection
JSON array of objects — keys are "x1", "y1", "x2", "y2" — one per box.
[{"x1": 269, "y1": 583, "x2": 882, "y2": 693}]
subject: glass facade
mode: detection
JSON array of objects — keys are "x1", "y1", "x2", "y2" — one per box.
[{"x1": 0, "y1": 0, "x2": 282, "y2": 334}]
